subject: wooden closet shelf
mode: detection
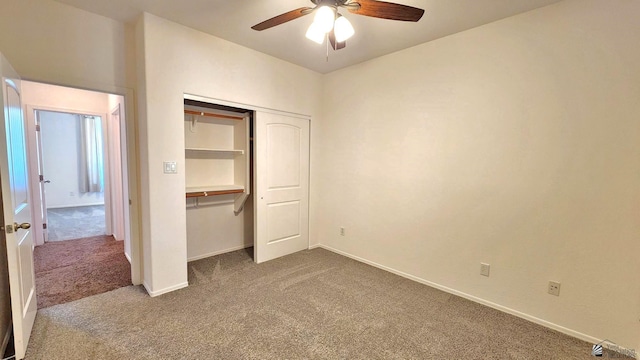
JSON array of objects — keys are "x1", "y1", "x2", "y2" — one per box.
[
  {"x1": 185, "y1": 148, "x2": 244, "y2": 155},
  {"x1": 185, "y1": 185, "x2": 245, "y2": 198},
  {"x1": 184, "y1": 109, "x2": 244, "y2": 121}
]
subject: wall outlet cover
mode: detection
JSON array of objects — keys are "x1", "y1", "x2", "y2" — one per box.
[
  {"x1": 548, "y1": 281, "x2": 561, "y2": 296},
  {"x1": 480, "y1": 263, "x2": 490, "y2": 277}
]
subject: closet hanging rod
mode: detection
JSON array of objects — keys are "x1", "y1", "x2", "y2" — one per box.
[{"x1": 184, "y1": 109, "x2": 244, "y2": 121}]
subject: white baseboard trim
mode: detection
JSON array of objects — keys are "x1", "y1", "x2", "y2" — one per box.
[
  {"x1": 142, "y1": 281, "x2": 188, "y2": 298},
  {"x1": 124, "y1": 251, "x2": 132, "y2": 264},
  {"x1": 308, "y1": 244, "x2": 322, "y2": 250},
  {"x1": 316, "y1": 244, "x2": 637, "y2": 357},
  {"x1": 1, "y1": 320, "x2": 12, "y2": 357},
  {"x1": 187, "y1": 244, "x2": 252, "y2": 262}
]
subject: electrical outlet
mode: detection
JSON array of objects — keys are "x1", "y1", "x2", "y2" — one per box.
[
  {"x1": 548, "y1": 281, "x2": 561, "y2": 296},
  {"x1": 340, "y1": 227, "x2": 345, "y2": 236},
  {"x1": 480, "y1": 263, "x2": 490, "y2": 277}
]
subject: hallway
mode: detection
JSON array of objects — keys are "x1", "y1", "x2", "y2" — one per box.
[
  {"x1": 34, "y1": 235, "x2": 131, "y2": 308},
  {"x1": 46, "y1": 205, "x2": 106, "y2": 242}
]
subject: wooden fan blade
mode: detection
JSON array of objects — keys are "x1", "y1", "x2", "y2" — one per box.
[
  {"x1": 251, "y1": 7, "x2": 313, "y2": 31},
  {"x1": 329, "y1": 30, "x2": 347, "y2": 50},
  {"x1": 348, "y1": 0, "x2": 424, "y2": 22}
]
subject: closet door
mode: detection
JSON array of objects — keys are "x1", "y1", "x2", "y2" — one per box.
[{"x1": 254, "y1": 112, "x2": 309, "y2": 263}]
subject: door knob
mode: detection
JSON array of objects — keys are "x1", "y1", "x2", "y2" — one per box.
[{"x1": 14, "y1": 222, "x2": 31, "y2": 231}]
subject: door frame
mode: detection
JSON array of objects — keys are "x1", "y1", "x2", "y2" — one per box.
[
  {"x1": 109, "y1": 103, "x2": 129, "y2": 243},
  {"x1": 20, "y1": 82, "x2": 141, "y2": 286},
  {"x1": 26, "y1": 106, "x2": 112, "y2": 244},
  {"x1": 183, "y1": 93, "x2": 312, "y2": 262}
]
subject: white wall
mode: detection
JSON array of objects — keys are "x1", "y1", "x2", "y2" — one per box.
[
  {"x1": 136, "y1": 13, "x2": 322, "y2": 296},
  {"x1": 315, "y1": 0, "x2": 640, "y2": 351},
  {"x1": 0, "y1": 0, "x2": 142, "y2": 285},
  {"x1": 0, "y1": 0, "x2": 133, "y2": 91},
  {"x1": 39, "y1": 111, "x2": 105, "y2": 208},
  {"x1": 186, "y1": 196, "x2": 253, "y2": 261}
]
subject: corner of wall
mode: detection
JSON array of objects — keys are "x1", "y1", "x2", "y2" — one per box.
[{"x1": 134, "y1": 12, "x2": 153, "y2": 290}]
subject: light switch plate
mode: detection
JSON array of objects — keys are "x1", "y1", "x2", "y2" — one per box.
[{"x1": 163, "y1": 161, "x2": 177, "y2": 174}]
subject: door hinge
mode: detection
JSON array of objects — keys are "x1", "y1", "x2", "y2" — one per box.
[
  {"x1": 39, "y1": 174, "x2": 44, "y2": 182},
  {"x1": 35, "y1": 124, "x2": 40, "y2": 131},
  {"x1": 43, "y1": 223, "x2": 47, "y2": 229}
]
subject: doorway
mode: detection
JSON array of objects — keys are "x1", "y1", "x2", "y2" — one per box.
[
  {"x1": 37, "y1": 110, "x2": 107, "y2": 242},
  {"x1": 21, "y1": 81, "x2": 133, "y2": 309}
]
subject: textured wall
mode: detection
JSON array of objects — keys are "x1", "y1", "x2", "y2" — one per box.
[
  {"x1": 315, "y1": 0, "x2": 640, "y2": 351},
  {"x1": 136, "y1": 13, "x2": 323, "y2": 295}
]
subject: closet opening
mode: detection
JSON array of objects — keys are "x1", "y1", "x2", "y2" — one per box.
[
  {"x1": 183, "y1": 94, "x2": 311, "y2": 274},
  {"x1": 184, "y1": 98, "x2": 254, "y2": 269}
]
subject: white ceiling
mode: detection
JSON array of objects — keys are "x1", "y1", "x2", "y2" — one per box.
[{"x1": 51, "y1": 0, "x2": 562, "y2": 74}]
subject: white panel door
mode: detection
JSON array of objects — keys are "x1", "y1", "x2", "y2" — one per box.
[
  {"x1": 0, "y1": 54, "x2": 37, "y2": 360},
  {"x1": 254, "y1": 112, "x2": 309, "y2": 263}
]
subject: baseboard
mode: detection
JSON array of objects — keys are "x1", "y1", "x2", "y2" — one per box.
[
  {"x1": 308, "y1": 244, "x2": 322, "y2": 250},
  {"x1": 187, "y1": 244, "x2": 252, "y2": 262},
  {"x1": 1, "y1": 320, "x2": 11, "y2": 357},
  {"x1": 142, "y1": 281, "x2": 188, "y2": 298},
  {"x1": 124, "y1": 251, "x2": 132, "y2": 264},
  {"x1": 315, "y1": 244, "x2": 637, "y2": 358}
]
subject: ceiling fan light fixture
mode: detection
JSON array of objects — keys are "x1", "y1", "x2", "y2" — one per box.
[
  {"x1": 251, "y1": 0, "x2": 425, "y2": 53},
  {"x1": 313, "y1": 6, "x2": 335, "y2": 33},
  {"x1": 334, "y1": 15, "x2": 355, "y2": 42},
  {"x1": 305, "y1": 23, "x2": 325, "y2": 44}
]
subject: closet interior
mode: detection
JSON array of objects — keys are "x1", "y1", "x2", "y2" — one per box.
[{"x1": 184, "y1": 98, "x2": 254, "y2": 264}]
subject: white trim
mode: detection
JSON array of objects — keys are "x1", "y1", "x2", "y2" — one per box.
[
  {"x1": 143, "y1": 281, "x2": 188, "y2": 298},
  {"x1": 1, "y1": 320, "x2": 12, "y2": 356},
  {"x1": 315, "y1": 244, "x2": 637, "y2": 355},
  {"x1": 124, "y1": 251, "x2": 132, "y2": 264},
  {"x1": 183, "y1": 93, "x2": 311, "y2": 121},
  {"x1": 187, "y1": 244, "x2": 252, "y2": 262},
  {"x1": 308, "y1": 244, "x2": 321, "y2": 250}
]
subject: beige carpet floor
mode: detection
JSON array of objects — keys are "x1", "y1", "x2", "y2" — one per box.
[
  {"x1": 46, "y1": 205, "x2": 106, "y2": 241},
  {"x1": 25, "y1": 248, "x2": 627, "y2": 359}
]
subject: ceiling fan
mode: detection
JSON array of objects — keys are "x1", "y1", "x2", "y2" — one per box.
[{"x1": 251, "y1": 0, "x2": 425, "y2": 50}]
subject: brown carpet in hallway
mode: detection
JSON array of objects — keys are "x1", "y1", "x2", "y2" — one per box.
[{"x1": 34, "y1": 235, "x2": 131, "y2": 309}]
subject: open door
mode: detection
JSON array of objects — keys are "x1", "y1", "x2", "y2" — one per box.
[
  {"x1": 254, "y1": 111, "x2": 310, "y2": 263},
  {"x1": 0, "y1": 53, "x2": 37, "y2": 360}
]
